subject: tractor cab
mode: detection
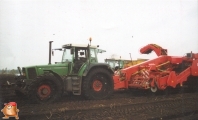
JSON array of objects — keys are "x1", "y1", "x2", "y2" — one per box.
[{"x1": 62, "y1": 44, "x2": 102, "y2": 74}]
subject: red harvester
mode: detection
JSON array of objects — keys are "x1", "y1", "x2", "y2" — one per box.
[{"x1": 114, "y1": 44, "x2": 198, "y2": 92}]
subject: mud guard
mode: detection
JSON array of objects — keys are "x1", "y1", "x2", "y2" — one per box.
[
  {"x1": 82, "y1": 63, "x2": 114, "y2": 76},
  {"x1": 43, "y1": 70, "x2": 62, "y2": 81},
  {"x1": 43, "y1": 70, "x2": 64, "y2": 85}
]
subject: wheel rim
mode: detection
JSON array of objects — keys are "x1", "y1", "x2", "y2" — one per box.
[
  {"x1": 92, "y1": 80, "x2": 103, "y2": 91},
  {"x1": 151, "y1": 86, "x2": 157, "y2": 93},
  {"x1": 37, "y1": 85, "x2": 51, "y2": 100}
]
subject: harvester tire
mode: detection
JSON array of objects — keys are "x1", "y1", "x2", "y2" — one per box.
[
  {"x1": 27, "y1": 73, "x2": 63, "y2": 104},
  {"x1": 150, "y1": 86, "x2": 158, "y2": 93},
  {"x1": 82, "y1": 68, "x2": 114, "y2": 100}
]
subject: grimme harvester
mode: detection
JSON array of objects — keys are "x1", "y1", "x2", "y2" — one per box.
[{"x1": 114, "y1": 44, "x2": 198, "y2": 93}]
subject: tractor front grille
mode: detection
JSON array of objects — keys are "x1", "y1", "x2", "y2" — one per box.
[{"x1": 27, "y1": 68, "x2": 37, "y2": 79}]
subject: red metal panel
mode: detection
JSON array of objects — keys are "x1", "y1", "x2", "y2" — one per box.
[
  {"x1": 166, "y1": 71, "x2": 177, "y2": 88},
  {"x1": 170, "y1": 57, "x2": 183, "y2": 64},
  {"x1": 191, "y1": 59, "x2": 198, "y2": 76},
  {"x1": 113, "y1": 75, "x2": 127, "y2": 89},
  {"x1": 157, "y1": 76, "x2": 168, "y2": 90},
  {"x1": 176, "y1": 67, "x2": 191, "y2": 84}
]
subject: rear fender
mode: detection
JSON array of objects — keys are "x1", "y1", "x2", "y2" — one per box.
[{"x1": 83, "y1": 63, "x2": 114, "y2": 76}]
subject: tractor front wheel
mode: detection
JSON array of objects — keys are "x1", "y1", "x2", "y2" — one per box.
[
  {"x1": 82, "y1": 68, "x2": 114, "y2": 100},
  {"x1": 27, "y1": 74, "x2": 63, "y2": 104}
]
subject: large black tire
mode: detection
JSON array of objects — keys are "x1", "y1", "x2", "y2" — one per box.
[
  {"x1": 27, "y1": 73, "x2": 63, "y2": 104},
  {"x1": 82, "y1": 68, "x2": 114, "y2": 100}
]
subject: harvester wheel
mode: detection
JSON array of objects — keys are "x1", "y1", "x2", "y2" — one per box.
[
  {"x1": 27, "y1": 73, "x2": 63, "y2": 104},
  {"x1": 150, "y1": 80, "x2": 158, "y2": 93},
  {"x1": 82, "y1": 68, "x2": 114, "y2": 100},
  {"x1": 150, "y1": 86, "x2": 158, "y2": 93}
]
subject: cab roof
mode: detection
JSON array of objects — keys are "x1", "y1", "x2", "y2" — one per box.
[{"x1": 62, "y1": 44, "x2": 99, "y2": 48}]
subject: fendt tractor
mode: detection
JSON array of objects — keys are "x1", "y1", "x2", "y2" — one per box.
[
  {"x1": 114, "y1": 44, "x2": 198, "y2": 93},
  {"x1": 15, "y1": 39, "x2": 114, "y2": 103}
]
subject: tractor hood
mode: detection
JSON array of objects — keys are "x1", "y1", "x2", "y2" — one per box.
[
  {"x1": 21, "y1": 63, "x2": 69, "y2": 80},
  {"x1": 25, "y1": 63, "x2": 68, "y2": 70}
]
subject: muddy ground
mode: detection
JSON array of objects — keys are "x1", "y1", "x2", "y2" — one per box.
[{"x1": 1, "y1": 86, "x2": 198, "y2": 120}]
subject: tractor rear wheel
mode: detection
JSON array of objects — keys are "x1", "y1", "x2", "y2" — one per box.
[
  {"x1": 82, "y1": 68, "x2": 114, "y2": 100},
  {"x1": 27, "y1": 73, "x2": 63, "y2": 104}
]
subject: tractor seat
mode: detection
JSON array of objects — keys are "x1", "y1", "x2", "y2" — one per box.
[{"x1": 79, "y1": 57, "x2": 87, "y2": 62}]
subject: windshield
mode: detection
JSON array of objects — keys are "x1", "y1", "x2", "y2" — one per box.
[
  {"x1": 106, "y1": 60, "x2": 124, "y2": 68},
  {"x1": 106, "y1": 61, "x2": 115, "y2": 68},
  {"x1": 62, "y1": 48, "x2": 73, "y2": 62}
]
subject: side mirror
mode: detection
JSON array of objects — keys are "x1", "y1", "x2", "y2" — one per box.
[{"x1": 70, "y1": 48, "x2": 74, "y2": 54}]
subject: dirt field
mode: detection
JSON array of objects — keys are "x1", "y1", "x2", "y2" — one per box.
[{"x1": 1, "y1": 85, "x2": 198, "y2": 120}]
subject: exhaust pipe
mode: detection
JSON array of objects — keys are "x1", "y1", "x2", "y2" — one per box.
[
  {"x1": 49, "y1": 41, "x2": 53, "y2": 64},
  {"x1": 17, "y1": 67, "x2": 22, "y2": 76}
]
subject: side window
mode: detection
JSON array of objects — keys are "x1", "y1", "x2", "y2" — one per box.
[
  {"x1": 108, "y1": 61, "x2": 114, "y2": 68},
  {"x1": 62, "y1": 49, "x2": 73, "y2": 62},
  {"x1": 90, "y1": 48, "x2": 97, "y2": 62},
  {"x1": 90, "y1": 48, "x2": 96, "y2": 58}
]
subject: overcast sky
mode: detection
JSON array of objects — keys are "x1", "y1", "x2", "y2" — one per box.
[{"x1": 0, "y1": 0, "x2": 197, "y2": 69}]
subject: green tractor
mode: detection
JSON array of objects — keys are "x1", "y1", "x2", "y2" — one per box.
[{"x1": 15, "y1": 40, "x2": 114, "y2": 104}]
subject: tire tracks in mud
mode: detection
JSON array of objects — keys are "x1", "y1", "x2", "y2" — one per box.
[
  {"x1": 1, "y1": 87, "x2": 198, "y2": 119},
  {"x1": 16, "y1": 92, "x2": 198, "y2": 120}
]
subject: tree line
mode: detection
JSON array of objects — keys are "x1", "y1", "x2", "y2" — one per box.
[{"x1": 0, "y1": 68, "x2": 19, "y2": 75}]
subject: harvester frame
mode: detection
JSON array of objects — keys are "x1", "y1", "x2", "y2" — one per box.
[{"x1": 114, "y1": 44, "x2": 198, "y2": 93}]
